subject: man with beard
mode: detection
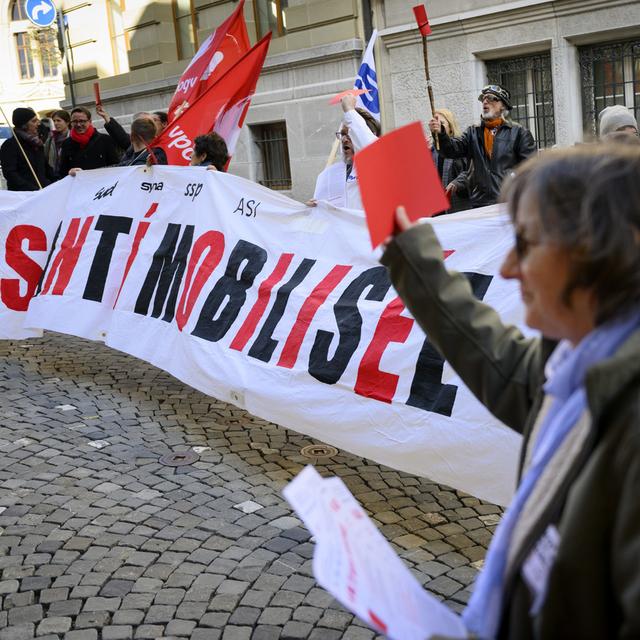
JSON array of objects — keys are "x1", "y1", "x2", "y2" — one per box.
[
  {"x1": 311, "y1": 94, "x2": 380, "y2": 210},
  {"x1": 0, "y1": 107, "x2": 52, "y2": 190},
  {"x1": 429, "y1": 84, "x2": 535, "y2": 208}
]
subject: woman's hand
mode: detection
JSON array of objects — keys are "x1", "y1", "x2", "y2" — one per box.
[
  {"x1": 206, "y1": 165, "x2": 218, "y2": 172},
  {"x1": 382, "y1": 206, "x2": 416, "y2": 247},
  {"x1": 68, "y1": 168, "x2": 83, "y2": 177},
  {"x1": 305, "y1": 199, "x2": 318, "y2": 207}
]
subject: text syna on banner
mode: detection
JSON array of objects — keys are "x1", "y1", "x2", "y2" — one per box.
[{"x1": 0, "y1": 166, "x2": 523, "y2": 505}]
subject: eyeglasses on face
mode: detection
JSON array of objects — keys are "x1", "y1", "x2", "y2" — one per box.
[
  {"x1": 71, "y1": 119, "x2": 89, "y2": 125},
  {"x1": 335, "y1": 129, "x2": 350, "y2": 139},
  {"x1": 481, "y1": 95, "x2": 501, "y2": 104}
]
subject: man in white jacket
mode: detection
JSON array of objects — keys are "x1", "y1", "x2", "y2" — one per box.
[{"x1": 311, "y1": 94, "x2": 380, "y2": 210}]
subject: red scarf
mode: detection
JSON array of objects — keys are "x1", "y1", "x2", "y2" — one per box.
[{"x1": 70, "y1": 124, "x2": 96, "y2": 148}]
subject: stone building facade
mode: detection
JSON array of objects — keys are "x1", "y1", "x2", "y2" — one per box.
[{"x1": 3, "y1": 0, "x2": 640, "y2": 200}]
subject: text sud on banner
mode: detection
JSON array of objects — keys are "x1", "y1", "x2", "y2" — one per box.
[{"x1": 0, "y1": 167, "x2": 524, "y2": 506}]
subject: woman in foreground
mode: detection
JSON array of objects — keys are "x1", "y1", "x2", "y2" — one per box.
[{"x1": 382, "y1": 145, "x2": 640, "y2": 639}]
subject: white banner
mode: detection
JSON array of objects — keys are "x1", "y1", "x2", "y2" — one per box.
[{"x1": 0, "y1": 167, "x2": 523, "y2": 505}]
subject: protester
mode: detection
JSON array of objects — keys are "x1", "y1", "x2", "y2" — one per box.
[
  {"x1": 381, "y1": 144, "x2": 640, "y2": 639},
  {"x1": 429, "y1": 84, "x2": 536, "y2": 208},
  {"x1": 189, "y1": 132, "x2": 228, "y2": 170},
  {"x1": 430, "y1": 108, "x2": 470, "y2": 213},
  {"x1": 117, "y1": 117, "x2": 167, "y2": 166},
  {"x1": 0, "y1": 107, "x2": 52, "y2": 191},
  {"x1": 311, "y1": 94, "x2": 381, "y2": 209},
  {"x1": 96, "y1": 104, "x2": 131, "y2": 152},
  {"x1": 152, "y1": 111, "x2": 169, "y2": 133},
  {"x1": 598, "y1": 104, "x2": 638, "y2": 139},
  {"x1": 58, "y1": 107, "x2": 121, "y2": 177},
  {"x1": 43, "y1": 110, "x2": 71, "y2": 179}
]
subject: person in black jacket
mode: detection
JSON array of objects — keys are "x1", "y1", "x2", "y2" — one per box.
[
  {"x1": 58, "y1": 107, "x2": 121, "y2": 177},
  {"x1": 117, "y1": 117, "x2": 167, "y2": 166},
  {"x1": 429, "y1": 84, "x2": 536, "y2": 208},
  {"x1": 0, "y1": 107, "x2": 52, "y2": 191}
]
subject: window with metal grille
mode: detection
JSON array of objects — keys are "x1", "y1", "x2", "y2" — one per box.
[
  {"x1": 486, "y1": 53, "x2": 555, "y2": 148},
  {"x1": 251, "y1": 122, "x2": 292, "y2": 190},
  {"x1": 579, "y1": 39, "x2": 640, "y2": 137},
  {"x1": 15, "y1": 33, "x2": 35, "y2": 79},
  {"x1": 253, "y1": 0, "x2": 288, "y2": 39}
]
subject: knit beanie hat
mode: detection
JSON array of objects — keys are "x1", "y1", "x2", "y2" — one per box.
[
  {"x1": 12, "y1": 107, "x2": 37, "y2": 129},
  {"x1": 598, "y1": 105, "x2": 638, "y2": 137}
]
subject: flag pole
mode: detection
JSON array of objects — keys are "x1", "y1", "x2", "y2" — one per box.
[
  {"x1": 0, "y1": 105, "x2": 43, "y2": 190},
  {"x1": 413, "y1": 5, "x2": 438, "y2": 150}
]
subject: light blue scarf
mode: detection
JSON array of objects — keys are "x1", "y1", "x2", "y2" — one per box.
[{"x1": 462, "y1": 309, "x2": 640, "y2": 639}]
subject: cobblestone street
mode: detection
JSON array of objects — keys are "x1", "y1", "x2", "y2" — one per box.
[{"x1": 0, "y1": 332, "x2": 500, "y2": 640}]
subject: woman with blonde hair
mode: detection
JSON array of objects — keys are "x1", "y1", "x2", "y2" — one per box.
[{"x1": 432, "y1": 108, "x2": 470, "y2": 213}]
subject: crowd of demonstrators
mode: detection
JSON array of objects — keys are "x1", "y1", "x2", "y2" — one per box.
[
  {"x1": 310, "y1": 93, "x2": 381, "y2": 209},
  {"x1": 58, "y1": 107, "x2": 121, "y2": 177},
  {"x1": 190, "y1": 132, "x2": 229, "y2": 170},
  {"x1": 429, "y1": 84, "x2": 536, "y2": 208},
  {"x1": 383, "y1": 143, "x2": 640, "y2": 639},
  {"x1": 0, "y1": 107, "x2": 52, "y2": 191},
  {"x1": 430, "y1": 108, "x2": 470, "y2": 213},
  {"x1": 43, "y1": 110, "x2": 71, "y2": 180}
]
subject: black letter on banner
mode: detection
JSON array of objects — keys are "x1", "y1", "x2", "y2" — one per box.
[
  {"x1": 248, "y1": 258, "x2": 316, "y2": 362},
  {"x1": 407, "y1": 272, "x2": 493, "y2": 417},
  {"x1": 135, "y1": 223, "x2": 194, "y2": 321},
  {"x1": 192, "y1": 239, "x2": 268, "y2": 342},
  {"x1": 35, "y1": 221, "x2": 62, "y2": 296},
  {"x1": 309, "y1": 266, "x2": 391, "y2": 385},
  {"x1": 83, "y1": 215, "x2": 132, "y2": 302}
]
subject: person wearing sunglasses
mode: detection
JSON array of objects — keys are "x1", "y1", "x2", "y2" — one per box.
[
  {"x1": 58, "y1": 107, "x2": 121, "y2": 178},
  {"x1": 428, "y1": 84, "x2": 535, "y2": 210},
  {"x1": 382, "y1": 144, "x2": 640, "y2": 639}
]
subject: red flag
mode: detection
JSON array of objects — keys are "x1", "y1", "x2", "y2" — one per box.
[
  {"x1": 168, "y1": 0, "x2": 250, "y2": 121},
  {"x1": 412, "y1": 4, "x2": 432, "y2": 36},
  {"x1": 154, "y1": 34, "x2": 272, "y2": 166}
]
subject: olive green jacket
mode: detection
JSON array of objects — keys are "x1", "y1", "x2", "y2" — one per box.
[{"x1": 381, "y1": 223, "x2": 640, "y2": 640}]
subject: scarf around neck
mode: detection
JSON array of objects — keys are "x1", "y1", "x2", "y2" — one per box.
[
  {"x1": 15, "y1": 127, "x2": 43, "y2": 149},
  {"x1": 482, "y1": 117, "x2": 503, "y2": 158},
  {"x1": 462, "y1": 309, "x2": 640, "y2": 640},
  {"x1": 70, "y1": 124, "x2": 96, "y2": 148}
]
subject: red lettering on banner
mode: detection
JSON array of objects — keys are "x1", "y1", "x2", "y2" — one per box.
[
  {"x1": 176, "y1": 230, "x2": 225, "y2": 331},
  {"x1": 368, "y1": 610, "x2": 388, "y2": 634},
  {"x1": 114, "y1": 203, "x2": 159, "y2": 306},
  {"x1": 41, "y1": 217, "x2": 94, "y2": 296},
  {"x1": 277, "y1": 264, "x2": 352, "y2": 369},
  {"x1": 354, "y1": 296, "x2": 414, "y2": 403},
  {"x1": 444, "y1": 249, "x2": 454, "y2": 259},
  {"x1": 229, "y1": 253, "x2": 293, "y2": 351},
  {"x1": 0, "y1": 225, "x2": 47, "y2": 311}
]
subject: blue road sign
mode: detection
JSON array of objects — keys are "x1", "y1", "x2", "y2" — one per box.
[{"x1": 24, "y1": 0, "x2": 57, "y2": 27}]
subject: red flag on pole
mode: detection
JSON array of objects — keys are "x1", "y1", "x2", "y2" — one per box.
[
  {"x1": 168, "y1": 0, "x2": 250, "y2": 121},
  {"x1": 154, "y1": 33, "x2": 272, "y2": 166},
  {"x1": 412, "y1": 4, "x2": 432, "y2": 36}
]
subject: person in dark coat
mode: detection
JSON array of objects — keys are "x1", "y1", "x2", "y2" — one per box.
[
  {"x1": 58, "y1": 107, "x2": 121, "y2": 177},
  {"x1": 189, "y1": 133, "x2": 229, "y2": 171},
  {"x1": 117, "y1": 117, "x2": 167, "y2": 166},
  {"x1": 429, "y1": 84, "x2": 536, "y2": 208},
  {"x1": 0, "y1": 107, "x2": 52, "y2": 191},
  {"x1": 43, "y1": 109, "x2": 71, "y2": 180}
]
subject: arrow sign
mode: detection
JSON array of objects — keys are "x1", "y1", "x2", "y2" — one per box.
[{"x1": 25, "y1": 0, "x2": 57, "y2": 27}]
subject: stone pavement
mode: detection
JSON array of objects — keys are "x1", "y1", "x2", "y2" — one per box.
[{"x1": 0, "y1": 332, "x2": 501, "y2": 640}]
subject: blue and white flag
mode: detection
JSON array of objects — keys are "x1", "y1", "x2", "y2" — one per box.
[{"x1": 354, "y1": 30, "x2": 380, "y2": 121}]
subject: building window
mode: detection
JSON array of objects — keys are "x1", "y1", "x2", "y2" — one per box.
[
  {"x1": 107, "y1": 0, "x2": 129, "y2": 74},
  {"x1": 15, "y1": 32, "x2": 35, "y2": 79},
  {"x1": 486, "y1": 53, "x2": 555, "y2": 149},
  {"x1": 173, "y1": 0, "x2": 198, "y2": 60},
  {"x1": 579, "y1": 39, "x2": 640, "y2": 137},
  {"x1": 10, "y1": 0, "x2": 60, "y2": 81},
  {"x1": 253, "y1": 0, "x2": 287, "y2": 38},
  {"x1": 251, "y1": 122, "x2": 292, "y2": 190}
]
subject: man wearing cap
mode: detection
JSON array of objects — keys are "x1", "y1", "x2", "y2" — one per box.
[
  {"x1": 598, "y1": 105, "x2": 638, "y2": 140},
  {"x1": 0, "y1": 107, "x2": 52, "y2": 191},
  {"x1": 429, "y1": 84, "x2": 535, "y2": 208}
]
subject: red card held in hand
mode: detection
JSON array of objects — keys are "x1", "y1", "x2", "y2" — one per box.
[
  {"x1": 329, "y1": 88, "x2": 369, "y2": 105},
  {"x1": 353, "y1": 121, "x2": 449, "y2": 248}
]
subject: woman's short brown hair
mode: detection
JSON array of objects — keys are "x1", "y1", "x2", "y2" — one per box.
[
  {"x1": 503, "y1": 144, "x2": 640, "y2": 325},
  {"x1": 52, "y1": 110, "x2": 70, "y2": 123}
]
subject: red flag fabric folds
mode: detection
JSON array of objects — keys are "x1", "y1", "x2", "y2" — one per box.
[
  {"x1": 154, "y1": 33, "x2": 272, "y2": 166},
  {"x1": 168, "y1": 0, "x2": 250, "y2": 121}
]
